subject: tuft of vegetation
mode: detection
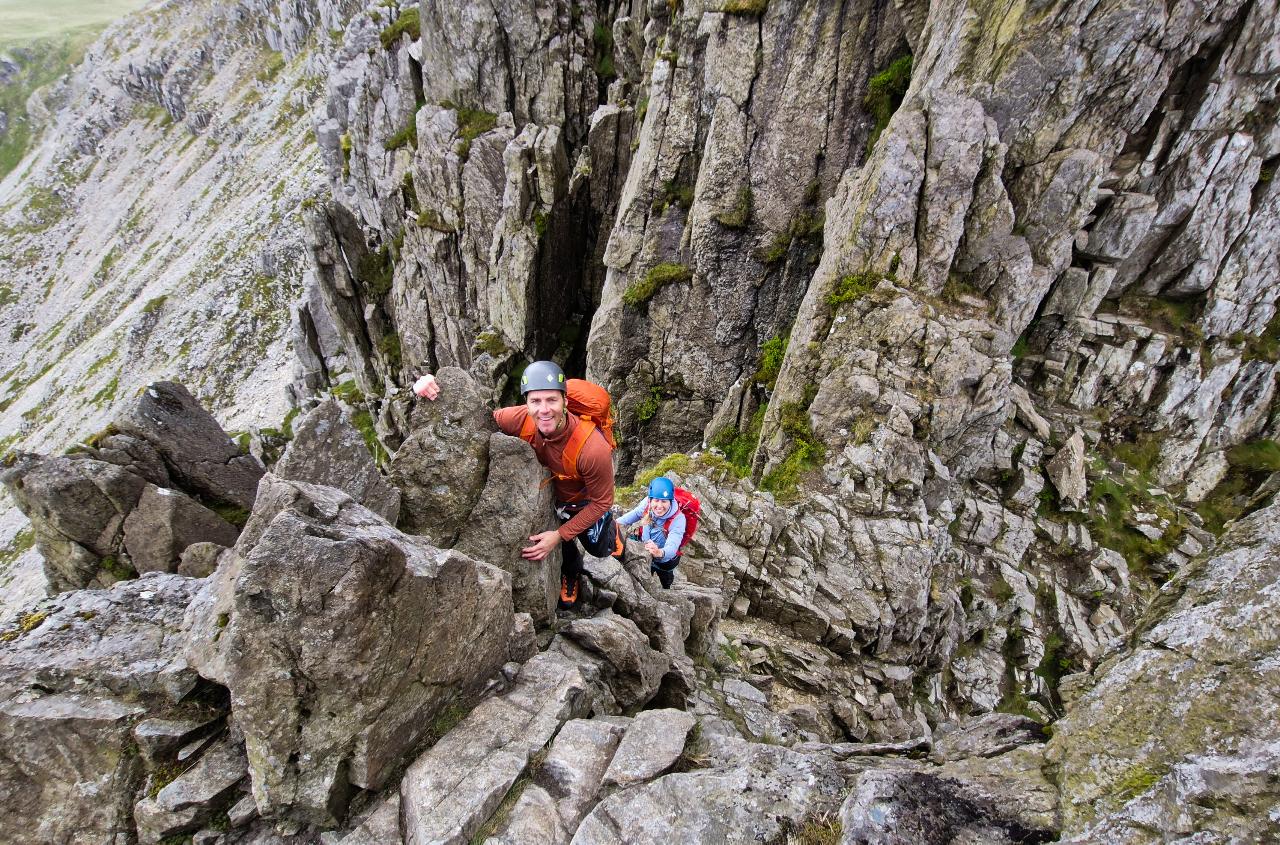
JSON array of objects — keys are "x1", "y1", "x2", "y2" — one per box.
[
  {"x1": 715, "y1": 186, "x2": 754, "y2": 229},
  {"x1": 593, "y1": 22, "x2": 616, "y2": 81},
  {"x1": 1120, "y1": 295, "x2": 1204, "y2": 346},
  {"x1": 469, "y1": 747, "x2": 548, "y2": 844},
  {"x1": 636, "y1": 386, "x2": 663, "y2": 423},
  {"x1": 378, "y1": 330, "x2": 403, "y2": 371},
  {"x1": 711, "y1": 404, "x2": 766, "y2": 477},
  {"x1": 441, "y1": 100, "x2": 499, "y2": 161},
  {"x1": 826, "y1": 271, "x2": 882, "y2": 307},
  {"x1": 0, "y1": 30, "x2": 100, "y2": 178},
  {"x1": 616, "y1": 453, "x2": 699, "y2": 502},
  {"x1": 1196, "y1": 439, "x2": 1280, "y2": 534},
  {"x1": 340, "y1": 133, "x2": 353, "y2": 178},
  {"x1": 1233, "y1": 311, "x2": 1280, "y2": 363},
  {"x1": 1113, "y1": 763, "x2": 1164, "y2": 801},
  {"x1": 623, "y1": 262, "x2": 692, "y2": 307},
  {"x1": 379, "y1": 7, "x2": 421, "y2": 48},
  {"x1": 761, "y1": 399, "x2": 825, "y2": 499},
  {"x1": 0, "y1": 528, "x2": 36, "y2": 570},
  {"x1": 864, "y1": 54, "x2": 913, "y2": 153},
  {"x1": 474, "y1": 331, "x2": 508, "y2": 356},
  {"x1": 208, "y1": 502, "x2": 250, "y2": 528},
  {"x1": 754, "y1": 334, "x2": 788, "y2": 388},
  {"x1": 100, "y1": 554, "x2": 138, "y2": 582},
  {"x1": 330, "y1": 380, "x2": 365, "y2": 405},
  {"x1": 417, "y1": 208, "x2": 454, "y2": 233},
  {"x1": 141, "y1": 295, "x2": 168, "y2": 314},
  {"x1": 722, "y1": 0, "x2": 769, "y2": 14},
  {"x1": 651, "y1": 179, "x2": 695, "y2": 216},
  {"x1": 786, "y1": 813, "x2": 843, "y2": 845},
  {"x1": 385, "y1": 117, "x2": 417, "y2": 151}
]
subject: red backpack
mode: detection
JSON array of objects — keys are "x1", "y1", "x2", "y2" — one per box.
[
  {"x1": 664, "y1": 488, "x2": 701, "y2": 555},
  {"x1": 517, "y1": 378, "x2": 616, "y2": 480}
]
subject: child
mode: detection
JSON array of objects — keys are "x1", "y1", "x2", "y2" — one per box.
[{"x1": 618, "y1": 476, "x2": 685, "y2": 588}]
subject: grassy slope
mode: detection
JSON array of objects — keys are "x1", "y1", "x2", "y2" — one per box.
[{"x1": 0, "y1": 1, "x2": 150, "y2": 177}]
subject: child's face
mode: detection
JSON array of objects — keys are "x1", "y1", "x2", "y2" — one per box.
[{"x1": 650, "y1": 497, "x2": 672, "y2": 517}]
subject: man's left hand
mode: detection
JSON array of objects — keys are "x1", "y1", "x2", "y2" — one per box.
[{"x1": 522, "y1": 530, "x2": 563, "y2": 561}]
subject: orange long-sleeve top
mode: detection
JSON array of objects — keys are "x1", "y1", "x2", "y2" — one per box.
[{"x1": 493, "y1": 406, "x2": 615, "y2": 542}]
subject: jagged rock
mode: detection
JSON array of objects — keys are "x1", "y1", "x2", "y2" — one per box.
[
  {"x1": 1045, "y1": 431, "x2": 1087, "y2": 507},
  {"x1": 389, "y1": 367, "x2": 495, "y2": 545},
  {"x1": 1047, "y1": 501, "x2": 1280, "y2": 841},
  {"x1": 0, "y1": 575, "x2": 204, "y2": 844},
  {"x1": 554, "y1": 610, "x2": 669, "y2": 713},
  {"x1": 273, "y1": 399, "x2": 400, "y2": 522},
  {"x1": 177, "y1": 541, "x2": 231, "y2": 579},
  {"x1": 87, "y1": 433, "x2": 172, "y2": 487},
  {"x1": 134, "y1": 714, "x2": 223, "y2": 768},
  {"x1": 573, "y1": 735, "x2": 848, "y2": 844},
  {"x1": 123, "y1": 484, "x2": 240, "y2": 574},
  {"x1": 114, "y1": 382, "x2": 265, "y2": 510},
  {"x1": 1, "y1": 453, "x2": 147, "y2": 591},
  {"x1": 839, "y1": 767, "x2": 1056, "y2": 844},
  {"x1": 1082, "y1": 192, "x2": 1158, "y2": 263},
  {"x1": 601, "y1": 708, "x2": 697, "y2": 790},
  {"x1": 338, "y1": 792, "x2": 401, "y2": 844},
  {"x1": 134, "y1": 735, "x2": 248, "y2": 844},
  {"x1": 0, "y1": 692, "x2": 147, "y2": 844},
  {"x1": 184, "y1": 475, "x2": 514, "y2": 826},
  {"x1": 400, "y1": 651, "x2": 591, "y2": 844},
  {"x1": 929, "y1": 713, "x2": 1047, "y2": 763},
  {"x1": 486, "y1": 717, "x2": 625, "y2": 844},
  {"x1": 455, "y1": 432, "x2": 560, "y2": 626},
  {"x1": 0, "y1": 574, "x2": 201, "y2": 702}
]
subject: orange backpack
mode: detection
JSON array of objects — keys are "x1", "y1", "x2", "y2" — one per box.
[{"x1": 518, "y1": 378, "x2": 616, "y2": 480}]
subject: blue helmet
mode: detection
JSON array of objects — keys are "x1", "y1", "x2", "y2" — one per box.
[{"x1": 648, "y1": 477, "x2": 675, "y2": 500}]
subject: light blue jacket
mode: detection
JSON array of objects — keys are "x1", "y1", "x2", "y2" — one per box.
[{"x1": 618, "y1": 499, "x2": 686, "y2": 563}]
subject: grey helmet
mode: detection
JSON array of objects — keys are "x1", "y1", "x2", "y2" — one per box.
[{"x1": 520, "y1": 360, "x2": 567, "y2": 394}]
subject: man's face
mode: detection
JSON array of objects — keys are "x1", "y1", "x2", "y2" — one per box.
[{"x1": 525, "y1": 389, "x2": 567, "y2": 436}]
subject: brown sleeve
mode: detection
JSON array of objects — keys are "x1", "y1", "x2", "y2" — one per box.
[
  {"x1": 557, "y1": 431, "x2": 615, "y2": 541},
  {"x1": 493, "y1": 405, "x2": 527, "y2": 437}
]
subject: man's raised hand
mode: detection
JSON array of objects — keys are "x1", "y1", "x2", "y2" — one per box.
[{"x1": 413, "y1": 374, "x2": 439, "y2": 400}]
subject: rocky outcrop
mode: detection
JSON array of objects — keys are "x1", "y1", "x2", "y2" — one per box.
[
  {"x1": 274, "y1": 398, "x2": 401, "y2": 522},
  {"x1": 2, "y1": 381, "x2": 257, "y2": 593},
  {"x1": 184, "y1": 473, "x2": 515, "y2": 826}
]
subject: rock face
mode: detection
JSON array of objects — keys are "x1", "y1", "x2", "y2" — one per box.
[
  {"x1": 2, "y1": 381, "x2": 256, "y2": 593},
  {"x1": 0, "y1": 575, "x2": 203, "y2": 844},
  {"x1": 184, "y1": 474, "x2": 515, "y2": 827},
  {"x1": 274, "y1": 398, "x2": 401, "y2": 522},
  {"x1": 1047, "y1": 499, "x2": 1280, "y2": 842}
]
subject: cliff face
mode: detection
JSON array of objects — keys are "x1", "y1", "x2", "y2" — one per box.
[{"x1": 0, "y1": 0, "x2": 1278, "y2": 841}]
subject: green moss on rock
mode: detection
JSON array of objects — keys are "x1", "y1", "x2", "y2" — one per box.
[{"x1": 623, "y1": 262, "x2": 692, "y2": 307}]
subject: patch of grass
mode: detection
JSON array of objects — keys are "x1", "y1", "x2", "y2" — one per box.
[
  {"x1": 636, "y1": 387, "x2": 662, "y2": 423},
  {"x1": 379, "y1": 7, "x2": 420, "y2": 48},
  {"x1": 417, "y1": 208, "x2": 454, "y2": 233},
  {"x1": 207, "y1": 502, "x2": 250, "y2": 528},
  {"x1": 474, "y1": 331, "x2": 508, "y2": 356},
  {"x1": 256, "y1": 50, "x2": 286, "y2": 83},
  {"x1": 711, "y1": 405, "x2": 767, "y2": 477},
  {"x1": 469, "y1": 747, "x2": 548, "y2": 844},
  {"x1": 0, "y1": 29, "x2": 100, "y2": 179},
  {"x1": 1120, "y1": 295, "x2": 1204, "y2": 346},
  {"x1": 100, "y1": 555, "x2": 138, "y2": 582},
  {"x1": 0, "y1": 528, "x2": 36, "y2": 569},
  {"x1": 385, "y1": 117, "x2": 417, "y2": 151},
  {"x1": 441, "y1": 100, "x2": 498, "y2": 161},
  {"x1": 1033, "y1": 631, "x2": 1074, "y2": 711},
  {"x1": 623, "y1": 262, "x2": 692, "y2": 307},
  {"x1": 651, "y1": 179, "x2": 695, "y2": 216},
  {"x1": 425, "y1": 701, "x2": 471, "y2": 745},
  {"x1": 787, "y1": 812, "x2": 842, "y2": 845},
  {"x1": 754, "y1": 334, "x2": 788, "y2": 388},
  {"x1": 91, "y1": 376, "x2": 119, "y2": 405},
  {"x1": 1196, "y1": 439, "x2": 1280, "y2": 534},
  {"x1": 1234, "y1": 311, "x2": 1280, "y2": 363},
  {"x1": 616, "y1": 453, "x2": 698, "y2": 502},
  {"x1": 864, "y1": 53, "x2": 912, "y2": 153},
  {"x1": 378, "y1": 330, "x2": 402, "y2": 371},
  {"x1": 826, "y1": 271, "x2": 882, "y2": 307},
  {"x1": 141, "y1": 295, "x2": 168, "y2": 314},
  {"x1": 760, "y1": 400, "x2": 825, "y2": 499},
  {"x1": 0, "y1": 284, "x2": 17, "y2": 308},
  {"x1": 715, "y1": 186, "x2": 753, "y2": 229},
  {"x1": 330, "y1": 380, "x2": 365, "y2": 404},
  {"x1": 722, "y1": 0, "x2": 768, "y2": 14},
  {"x1": 351, "y1": 408, "x2": 388, "y2": 467}
]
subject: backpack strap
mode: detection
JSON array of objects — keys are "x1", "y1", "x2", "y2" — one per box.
[
  {"x1": 518, "y1": 411, "x2": 537, "y2": 443},
  {"x1": 559, "y1": 420, "x2": 596, "y2": 480}
]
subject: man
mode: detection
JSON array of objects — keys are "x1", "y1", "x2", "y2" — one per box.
[{"x1": 413, "y1": 361, "x2": 618, "y2": 608}]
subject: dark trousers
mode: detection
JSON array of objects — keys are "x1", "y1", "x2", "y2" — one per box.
[
  {"x1": 558, "y1": 509, "x2": 618, "y2": 583},
  {"x1": 651, "y1": 557, "x2": 678, "y2": 589}
]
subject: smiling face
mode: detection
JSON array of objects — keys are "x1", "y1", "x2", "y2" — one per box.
[
  {"x1": 649, "y1": 497, "x2": 672, "y2": 517},
  {"x1": 525, "y1": 388, "x2": 567, "y2": 436}
]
